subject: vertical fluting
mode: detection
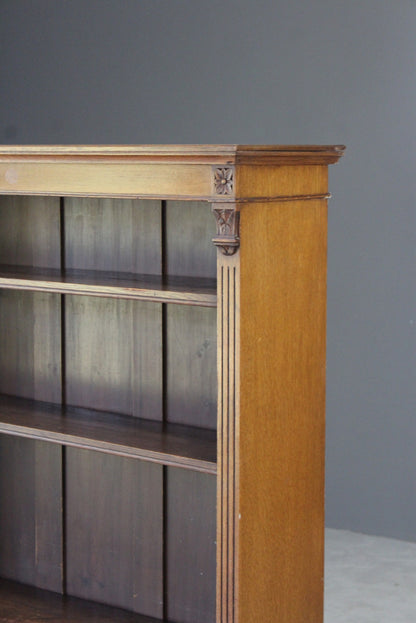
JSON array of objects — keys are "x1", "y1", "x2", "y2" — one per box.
[{"x1": 217, "y1": 255, "x2": 239, "y2": 623}]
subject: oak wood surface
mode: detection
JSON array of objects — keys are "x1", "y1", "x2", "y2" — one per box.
[
  {"x1": 0, "y1": 162, "x2": 215, "y2": 200},
  {"x1": 216, "y1": 253, "x2": 240, "y2": 623},
  {"x1": 235, "y1": 164, "x2": 328, "y2": 199},
  {"x1": 0, "y1": 394, "x2": 217, "y2": 473},
  {"x1": 0, "y1": 195, "x2": 60, "y2": 268},
  {"x1": 66, "y1": 449, "x2": 163, "y2": 617},
  {"x1": 0, "y1": 290, "x2": 61, "y2": 403},
  {"x1": 0, "y1": 198, "x2": 62, "y2": 402},
  {"x1": 237, "y1": 197, "x2": 328, "y2": 623},
  {"x1": 166, "y1": 468, "x2": 216, "y2": 623},
  {"x1": 65, "y1": 296, "x2": 162, "y2": 420},
  {"x1": 0, "y1": 265, "x2": 217, "y2": 306},
  {"x1": 64, "y1": 198, "x2": 162, "y2": 274},
  {"x1": 0, "y1": 144, "x2": 345, "y2": 165},
  {"x1": 0, "y1": 436, "x2": 62, "y2": 593},
  {"x1": 163, "y1": 200, "x2": 218, "y2": 623},
  {"x1": 165, "y1": 201, "x2": 217, "y2": 279},
  {"x1": 0, "y1": 145, "x2": 344, "y2": 623},
  {"x1": 165, "y1": 201, "x2": 217, "y2": 429},
  {"x1": 167, "y1": 305, "x2": 217, "y2": 430},
  {"x1": 0, "y1": 205, "x2": 64, "y2": 594},
  {"x1": 0, "y1": 578, "x2": 163, "y2": 622},
  {"x1": 0, "y1": 146, "x2": 344, "y2": 200}
]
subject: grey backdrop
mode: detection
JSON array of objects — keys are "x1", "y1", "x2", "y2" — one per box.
[{"x1": 0, "y1": 1, "x2": 415, "y2": 542}]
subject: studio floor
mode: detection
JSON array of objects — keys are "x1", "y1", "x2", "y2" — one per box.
[{"x1": 325, "y1": 529, "x2": 416, "y2": 622}]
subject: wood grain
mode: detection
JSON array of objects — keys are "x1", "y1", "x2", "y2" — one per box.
[
  {"x1": 0, "y1": 578, "x2": 163, "y2": 622},
  {"x1": 0, "y1": 146, "x2": 344, "y2": 200},
  {"x1": 0, "y1": 290, "x2": 61, "y2": 403},
  {"x1": 0, "y1": 436, "x2": 62, "y2": 593},
  {"x1": 66, "y1": 449, "x2": 163, "y2": 617},
  {"x1": 0, "y1": 394, "x2": 216, "y2": 473},
  {"x1": 166, "y1": 468, "x2": 216, "y2": 623},
  {"x1": 65, "y1": 296, "x2": 162, "y2": 420},
  {"x1": 64, "y1": 197, "x2": 162, "y2": 274},
  {"x1": 167, "y1": 305, "x2": 217, "y2": 429},
  {"x1": 0, "y1": 144, "x2": 345, "y2": 165},
  {"x1": 165, "y1": 200, "x2": 217, "y2": 428},
  {"x1": 0, "y1": 162, "x2": 214, "y2": 200},
  {"x1": 0, "y1": 265, "x2": 217, "y2": 307},
  {"x1": 237, "y1": 197, "x2": 328, "y2": 623},
  {"x1": 0, "y1": 204, "x2": 63, "y2": 594},
  {"x1": 0, "y1": 197, "x2": 62, "y2": 403},
  {"x1": 216, "y1": 253, "x2": 240, "y2": 623},
  {"x1": 0, "y1": 145, "x2": 344, "y2": 623},
  {"x1": 165, "y1": 201, "x2": 217, "y2": 279},
  {"x1": 235, "y1": 164, "x2": 328, "y2": 199},
  {"x1": 0, "y1": 195, "x2": 60, "y2": 268}
]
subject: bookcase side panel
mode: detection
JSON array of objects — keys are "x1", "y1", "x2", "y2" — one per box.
[
  {"x1": 237, "y1": 196, "x2": 328, "y2": 623},
  {"x1": 235, "y1": 164, "x2": 328, "y2": 199}
]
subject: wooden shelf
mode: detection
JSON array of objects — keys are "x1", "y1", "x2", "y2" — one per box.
[
  {"x1": 0, "y1": 578, "x2": 163, "y2": 623},
  {"x1": 0, "y1": 265, "x2": 217, "y2": 307},
  {"x1": 0, "y1": 395, "x2": 217, "y2": 474}
]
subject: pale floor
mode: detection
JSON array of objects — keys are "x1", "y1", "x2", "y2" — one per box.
[{"x1": 325, "y1": 529, "x2": 416, "y2": 622}]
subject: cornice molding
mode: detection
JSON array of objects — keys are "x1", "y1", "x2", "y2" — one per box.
[{"x1": 0, "y1": 145, "x2": 346, "y2": 166}]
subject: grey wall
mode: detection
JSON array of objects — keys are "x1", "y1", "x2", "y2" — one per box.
[{"x1": 0, "y1": 1, "x2": 415, "y2": 542}]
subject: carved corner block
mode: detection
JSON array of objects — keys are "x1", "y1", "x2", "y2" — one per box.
[
  {"x1": 213, "y1": 167, "x2": 234, "y2": 196},
  {"x1": 212, "y1": 205, "x2": 240, "y2": 256}
]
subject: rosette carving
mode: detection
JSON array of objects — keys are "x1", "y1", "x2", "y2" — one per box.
[{"x1": 214, "y1": 168, "x2": 234, "y2": 195}]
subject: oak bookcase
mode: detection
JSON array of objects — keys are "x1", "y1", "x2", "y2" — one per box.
[{"x1": 0, "y1": 145, "x2": 344, "y2": 623}]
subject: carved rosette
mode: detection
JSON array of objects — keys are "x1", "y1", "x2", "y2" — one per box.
[
  {"x1": 212, "y1": 205, "x2": 240, "y2": 256},
  {"x1": 213, "y1": 167, "x2": 234, "y2": 195}
]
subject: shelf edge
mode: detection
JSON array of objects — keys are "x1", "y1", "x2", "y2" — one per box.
[{"x1": 0, "y1": 422, "x2": 217, "y2": 475}]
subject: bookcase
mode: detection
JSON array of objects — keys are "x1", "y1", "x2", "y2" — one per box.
[{"x1": 0, "y1": 145, "x2": 344, "y2": 623}]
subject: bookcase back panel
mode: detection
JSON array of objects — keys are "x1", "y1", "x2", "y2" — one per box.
[
  {"x1": 65, "y1": 296, "x2": 163, "y2": 420},
  {"x1": 64, "y1": 198, "x2": 162, "y2": 275},
  {"x1": 0, "y1": 435, "x2": 62, "y2": 593},
  {"x1": 0, "y1": 290, "x2": 61, "y2": 403},
  {"x1": 66, "y1": 448, "x2": 163, "y2": 618},
  {"x1": 165, "y1": 201, "x2": 217, "y2": 429},
  {"x1": 166, "y1": 468, "x2": 216, "y2": 623},
  {"x1": 167, "y1": 305, "x2": 217, "y2": 429},
  {"x1": 0, "y1": 196, "x2": 60, "y2": 268},
  {"x1": 165, "y1": 201, "x2": 216, "y2": 279}
]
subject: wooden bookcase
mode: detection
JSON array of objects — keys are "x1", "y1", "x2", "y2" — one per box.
[{"x1": 0, "y1": 145, "x2": 344, "y2": 623}]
